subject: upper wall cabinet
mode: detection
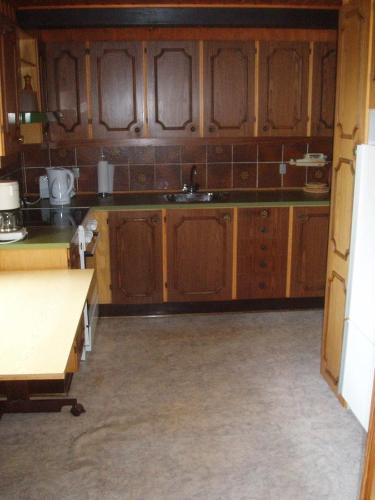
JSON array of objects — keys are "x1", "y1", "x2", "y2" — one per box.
[
  {"x1": 90, "y1": 41, "x2": 144, "y2": 140},
  {"x1": 258, "y1": 42, "x2": 309, "y2": 136},
  {"x1": 0, "y1": 29, "x2": 21, "y2": 154},
  {"x1": 204, "y1": 41, "x2": 255, "y2": 137},
  {"x1": 147, "y1": 41, "x2": 200, "y2": 138},
  {"x1": 311, "y1": 42, "x2": 337, "y2": 137},
  {"x1": 46, "y1": 42, "x2": 89, "y2": 141}
]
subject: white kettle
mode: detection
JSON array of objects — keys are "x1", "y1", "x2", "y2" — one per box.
[{"x1": 46, "y1": 167, "x2": 75, "y2": 205}]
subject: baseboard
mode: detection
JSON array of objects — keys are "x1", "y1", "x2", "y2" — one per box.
[{"x1": 99, "y1": 297, "x2": 324, "y2": 317}]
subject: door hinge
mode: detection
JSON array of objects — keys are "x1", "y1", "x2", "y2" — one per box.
[
  {"x1": 164, "y1": 282, "x2": 168, "y2": 289},
  {"x1": 164, "y1": 215, "x2": 167, "y2": 223},
  {"x1": 144, "y1": 47, "x2": 147, "y2": 54},
  {"x1": 85, "y1": 48, "x2": 90, "y2": 56},
  {"x1": 109, "y1": 283, "x2": 112, "y2": 290}
]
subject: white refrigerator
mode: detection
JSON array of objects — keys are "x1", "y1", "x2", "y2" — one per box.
[{"x1": 340, "y1": 144, "x2": 375, "y2": 431}]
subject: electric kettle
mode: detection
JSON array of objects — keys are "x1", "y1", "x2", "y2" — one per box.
[{"x1": 46, "y1": 167, "x2": 75, "y2": 205}]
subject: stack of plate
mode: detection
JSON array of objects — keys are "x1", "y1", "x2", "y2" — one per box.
[{"x1": 303, "y1": 182, "x2": 330, "y2": 194}]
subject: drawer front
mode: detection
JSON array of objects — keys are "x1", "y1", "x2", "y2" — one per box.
[{"x1": 237, "y1": 207, "x2": 289, "y2": 299}]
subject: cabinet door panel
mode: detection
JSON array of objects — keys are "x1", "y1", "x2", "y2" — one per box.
[
  {"x1": 109, "y1": 211, "x2": 163, "y2": 304},
  {"x1": 1, "y1": 30, "x2": 20, "y2": 153},
  {"x1": 46, "y1": 42, "x2": 88, "y2": 141},
  {"x1": 91, "y1": 41, "x2": 144, "y2": 139},
  {"x1": 237, "y1": 207, "x2": 288, "y2": 299},
  {"x1": 290, "y1": 206, "x2": 329, "y2": 297},
  {"x1": 311, "y1": 42, "x2": 337, "y2": 137},
  {"x1": 147, "y1": 41, "x2": 199, "y2": 137},
  {"x1": 167, "y1": 209, "x2": 233, "y2": 301},
  {"x1": 258, "y1": 42, "x2": 309, "y2": 136},
  {"x1": 204, "y1": 41, "x2": 255, "y2": 137}
]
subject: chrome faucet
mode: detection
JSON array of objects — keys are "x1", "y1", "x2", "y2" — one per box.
[{"x1": 182, "y1": 165, "x2": 199, "y2": 193}]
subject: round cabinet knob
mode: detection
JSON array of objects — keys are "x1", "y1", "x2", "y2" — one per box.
[
  {"x1": 190, "y1": 125, "x2": 196, "y2": 132},
  {"x1": 223, "y1": 213, "x2": 231, "y2": 222},
  {"x1": 259, "y1": 282, "x2": 266, "y2": 290},
  {"x1": 260, "y1": 226, "x2": 268, "y2": 234},
  {"x1": 134, "y1": 126, "x2": 141, "y2": 133},
  {"x1": 17, "y1": 135, "x2": 24, "y2": 143},
  {"x1": 260, "y1": 244, "x2": 267, "y2": 251},
  {"x1": 259, "y1": 260, "x2": 267, "y2": 269},
  {"x1": 209, "y1": 125, "x2": 215, "y2": 133},
  {"x1": 260, "y1": 209, "x2": 269, "y2": 218},
  {"x1": 262, "y1": 125, "x2": 269, "y2": 132}
]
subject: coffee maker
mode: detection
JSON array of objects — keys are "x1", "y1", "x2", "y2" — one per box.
[{"x1": 0, "y1": 181, "x2": 27, "y2": 242}]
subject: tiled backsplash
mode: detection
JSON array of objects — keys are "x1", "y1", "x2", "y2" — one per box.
[
  {"x1": 22, "y1": 138, "x2": 333, "y2": 195},
  {"x1": 0, "y1": 152, "x2": 23, "y2": 187}
]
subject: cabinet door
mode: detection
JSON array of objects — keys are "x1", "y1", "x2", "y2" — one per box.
[
  {"x1": 290, "y1": 206, "x2": 329, "y2": 297},
  {"x1": 167, "y1": 209, "x2": 233, "y2": 301},
  {"x1": 109, "y1": 211, "x2": 163, "y2": 304},
  {"x1": 147, "y1": 41, "x2": 199, "y2": 138},
  {"x1": 46, "y1": 42, "x2": 88, "y2": 141},
  {"x1": 311, "y1": 42, "x2": 337, "y2": 137},
  {"x1": 204, "y1": 41, "x2": 255, "y2": 137},
  {"x1": 258, "y1": 42, "x2": 309, "y2": 136},
  {"x1": 237, "y1": 207, "x2": 289, "y2": 299},
  {"x1": 0, "y1": 30, "x2": 21, "y2": 154},
  {"x1": 322, "y1": 0, "x2": 372, "y2": 392},
  {"x1": 91, "y1": 41, "x2": 144, "y2": 140}
]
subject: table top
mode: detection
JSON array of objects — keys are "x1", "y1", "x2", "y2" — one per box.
[{"x1": 0, "y1": 269, "x2": 94, "y2": 381}]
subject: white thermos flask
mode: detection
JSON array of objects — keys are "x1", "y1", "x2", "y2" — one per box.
[{"x1": 97, "y1": 154, "x2": 115, "y2": 196}]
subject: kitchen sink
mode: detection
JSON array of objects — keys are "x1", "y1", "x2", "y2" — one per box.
[{"x1": 164, "y1": 192, "x2": 222, "y2": 203}]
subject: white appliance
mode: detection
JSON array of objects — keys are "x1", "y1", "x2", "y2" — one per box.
[
  {"x1": 46, "y1": 167, "x2": 75, "y2": 205},
  {"x1": 340, "y1": 144, "x2": 375, "y2": 430},
  {"x1": 0, "y1": 180, "x2": 27, "y2": 242},
  {"x1": 74, "y1": 216, "x2": 99, "y2": 359}
]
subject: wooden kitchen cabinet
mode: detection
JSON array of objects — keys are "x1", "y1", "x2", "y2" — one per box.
[
  {"x1": 166, "y1": 208, "x2": 233, "y2": 302},
  {"x1": 109, "y1": 210, "x2": 163, "y2": 304},
  {"x1": 204, "y1": 41, "x2": 255, "y2": 137},
  {"x1": 45, "y1": 42, "x2": 89, "y2": 141},
  {"x1": 258, "y1": 41, "x2": 309, "y2": 136},
  {"x1": 0, "y1": 29, "x2": 22, "y2": 155},
  {"x1": 90, "y1": 41, "x2": 144, "y2": 139},
  {"x1": 290, "y1": 206, "x2": 329, "y2": 297},
  {"x1": 237, "y1": 207, "x2": 289, "y2": 299},
  {"x1": 147, "y1": 41, "x2": 200, "y2": 138},
  {"x1": 311, "y1": 42, "x2": 337, "y2": 137}
]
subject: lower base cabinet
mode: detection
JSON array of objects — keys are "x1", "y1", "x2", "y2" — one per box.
[
  {"x1": 237, "y1": 207, "x2": 289, "y2": 299},
  {"x1": 105, "y1": 205, "x2": 329, "y2": 306},
  {"x1": 109, "y1": 210, "x2": 163, "y2": 304},
  {"x1": 166, "y1": 208, "x2": 233, "y2": 302},
  {"x1": 290, "y1": 206, "x2": 330, "y2": 297}
]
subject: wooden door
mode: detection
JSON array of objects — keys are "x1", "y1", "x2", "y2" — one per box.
[
  {"x1": 109, "y1": 211, "x2": 163, "y2": 304},
  {"x1": 321, "y1": 0, "x2": 372, "y2": 392},
  {"x1": 46, "y1": 42, "x2": 88, "y2": 141},
  {"x1": 91, "y1": 41, "x2": 144, "y2": 139},
  {"x1": 0, "y1": 29, "x2": 21, "y2": 154},
  {"x1": 147, "y1": 41, "x2": 199, "y2": 138},
  {"x1": 237, "y1": 207, "x2": 289, "y2": 299},
  {"x1": 258, "y1": 41, "x2": 309, "y2": 136},
  {"x1": 311, "y1": 42, "x2": 337, "y2": 137},
  {"x1": 167, "y1": 209, "x2": 233, "y2": 302},
  {"x1": 204, "y1": 41, "x2": 255, "y2": 137},
  {"x1": 290, "y1": 206, "x2": 329, "y2": 297}
]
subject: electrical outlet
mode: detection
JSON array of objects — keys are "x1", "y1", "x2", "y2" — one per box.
[
  {"x1": 72, "y1": 167, "x2": 80, "y2": 179},
  {"x1": 279, "y1": 163, "x2": 287, "y2": 175}
]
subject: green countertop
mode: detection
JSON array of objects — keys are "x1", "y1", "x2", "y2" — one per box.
[
  {"x1": 0, "y1": 227, "x2": 75, "y2": 249},
  {"x1": 34, "y1": 189, "x2": 330, "y2": 210},
  {"x1": 3, "y1": 190, "x2": 329, "y2": 249}
]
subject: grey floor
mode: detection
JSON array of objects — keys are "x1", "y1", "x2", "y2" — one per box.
[{"x1": 0, "y1": 310, "x2": 366, "y2": 500}]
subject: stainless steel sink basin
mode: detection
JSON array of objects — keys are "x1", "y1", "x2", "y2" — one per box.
[{"x1": 164, "y1": 192, "x2": 218, "y2": 203}]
